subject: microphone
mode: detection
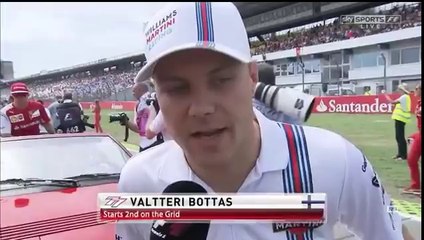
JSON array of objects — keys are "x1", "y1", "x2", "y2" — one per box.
[
  {"x1": 150, "y1": 181, "x2": 210, "y2": 240},
  {"x1": 254, "y1": 82, "x2": 316, "y2": 123}
]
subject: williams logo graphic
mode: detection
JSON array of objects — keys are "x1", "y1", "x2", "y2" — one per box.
[{"x1": 104, "y1": 196, "x2": 127, "y2": 208}]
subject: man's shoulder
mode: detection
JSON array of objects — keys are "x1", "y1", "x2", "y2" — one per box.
[
  {"x1": 28, "y1": 101, "x2": 44, "y2": 109},
  {"x1": 285, "y1": 124, "x2": 352, "y2": 166},
  {"x1": 286, "y1": 124, "x2": 346, "y2": 145},
  {"x1": 119, "y1": 141, "x2": 184, "y2": 193}
]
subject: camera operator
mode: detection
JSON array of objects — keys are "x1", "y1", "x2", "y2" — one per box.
[
  {"x1": 145, "y1": 92, "x2": 169, "y2": 142},
  {"x1": 123, "y1": 82, "x2": 158, "y2": 152},
  {"x1": 55, "y1": 93, "x2": 87, "y2": 133},
  {"x1": 253, "y1": 62, "x2": 315, "y2": 124}
]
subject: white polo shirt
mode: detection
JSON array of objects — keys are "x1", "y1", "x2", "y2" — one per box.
[
  {"x1": 134, "y1": 94, "x2": 156, "y2": 148},
  {"x1": 149, "y1": 110, "x2": 172, "y2": 141},
  {"x1": 116, "y1": 109, "x2": 403, "y2": 240},
  {"x1": 39, "y1": 108, "x2": 51, "y2": 133}
]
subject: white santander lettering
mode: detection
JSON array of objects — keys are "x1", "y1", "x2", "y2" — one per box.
[{"x1": 327, "y1": 98, "x2": 392, "y2": 113}]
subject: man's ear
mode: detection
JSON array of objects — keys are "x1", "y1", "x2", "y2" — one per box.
[{"x1": 248, "y1": 61, "x2": 259, "y2": 96}]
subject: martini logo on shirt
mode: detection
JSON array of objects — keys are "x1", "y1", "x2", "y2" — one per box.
[
  {"x1": 9, "y1": 113, "x2": 24, "y2": 123},
  {"x1": 272, "y1": 222, "x2": 323, "y2": 233}
]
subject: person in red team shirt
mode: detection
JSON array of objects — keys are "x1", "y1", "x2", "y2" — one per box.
[
  {"x1": 0, "y1": 82, "x2": 55, "y2": 137},
  {"x1": 404, "y1": 83, "x2": 421, "y2": 196},
  {"x1": 92, "y1": 99, "x2": 103, "y2": 133}
]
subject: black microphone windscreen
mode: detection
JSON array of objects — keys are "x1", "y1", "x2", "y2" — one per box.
[
  {"x1": 162, "y1": 181, "x2": 208, "y2": 194},
  {"x1": 150, "y1": 181, "x2": 210, "y2": 240}
]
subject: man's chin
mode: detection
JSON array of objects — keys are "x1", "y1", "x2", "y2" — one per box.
[{"x1": 187, "y1": 148, "x2": 232, "y2": 166}]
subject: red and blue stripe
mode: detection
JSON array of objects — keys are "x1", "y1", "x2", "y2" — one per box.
[
  {"x1": 277, "y1": 123, "x2": 314, "y2": 240},
  {"x1": 195, "y1": 2, "x2": 215, "y2": 47}
]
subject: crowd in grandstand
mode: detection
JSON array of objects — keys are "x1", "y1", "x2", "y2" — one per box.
[
  {"x1": 251, "y1": 3, "x2": 421, "y2": 55},
  {"x1": 28, "y1": 68, "x2": 139, "y2": 101},
  {"x1": 1, "y1": 3, "x2": 421, "y2": 101}
]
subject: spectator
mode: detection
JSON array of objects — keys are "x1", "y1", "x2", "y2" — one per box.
[
  {"x1": 250, "y1": 3, "x2": 421, "y2": 55},
  {"x1": 1, "y1": 4, "x2": 420, "y2": 102}
]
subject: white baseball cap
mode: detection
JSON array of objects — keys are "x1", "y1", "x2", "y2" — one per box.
[{"x1": 134, "y1": 2, "x2": 252, "y2": 83}]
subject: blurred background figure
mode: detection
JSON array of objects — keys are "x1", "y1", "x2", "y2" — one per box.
[
  {"x1": 404, "y1": 83, "x2": 421, "y2": 196},
  {"x1": 47, "y1": 95, "x2": 64, "y2": 130},
  {"x1": 145, "y1": 92, "x2": 168, "y2": 143},
  {"x1": 1, "y1": 82, "x2": 54, "y2": 137},
  {"x1": 123, "y1": 82, "x2": 157, "y2": 152},
  {"x1": 385, "y1": 83, "x2": 412, "y2": 161},
  {"x1": 37, "y1": 99, "x2": 52, "y2": 134},
  {"x1": 92, "y1": 99, "x2": 103, "y2": 133},
  {"x1": 56, "y1": 92, "x2": 87, "y2": 133},
  {"x1": 364, "y1": 86, "x2": 372, "y2": 95}
]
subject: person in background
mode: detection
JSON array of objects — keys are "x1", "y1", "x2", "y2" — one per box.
[
  {"x1": 252, "y1": 62, "x2": 303, "y2": 124},
  {"x1": 364, "y1": 86, "x2": 372, "y2": 95},
  {"x1": 145, "y1": 105, "x2": 169, "y2": 142},
  {"x1": 47, "y1": 95, "x2": 63, "y2": 131},
  {"x1": 92, "y1": 99, "x2": 103, "y2": 133},
  {"x1": 123, "y1": 82, "x2": 157, "y2": 152},
  {"x1": 8, "y1": 95, "x2": 13, "y2": 104},
  {"x1": 56, "y1": 93, "x2": 86, "y2": 133},
  {"x1": 0, "y1": 82, "x2": 54, "y2": 137},
  {"x1": 385, "y1": 83, "x2": 412, "y2": 161},
  {"x1": 37, "y1": 99, "x2": 52, "y2": 134},
  {"x1": 404, "y1": 83, "x2": 421, "y2": 196}
]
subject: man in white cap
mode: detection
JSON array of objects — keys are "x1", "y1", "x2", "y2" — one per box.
[{"x1": 117, "y1": 2, "x2": 408, "y2": 239}]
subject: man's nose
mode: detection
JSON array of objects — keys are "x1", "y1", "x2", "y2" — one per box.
[{"x1": 188, "y1": 92, "x2": 216, "y2": 118}]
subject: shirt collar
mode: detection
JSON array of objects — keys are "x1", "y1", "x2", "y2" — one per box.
[
  {"x1": 158, "y1": 108, "x2": 290, "y2": 184},
  {"x1": 63, "y1": 99, "x2": 72, "y2": 103}
]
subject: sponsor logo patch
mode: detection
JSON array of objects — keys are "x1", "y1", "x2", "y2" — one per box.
[
  {"x1": 31, "y1": 110, "x2": 40, "y2": 118},
  {"x1": 9, "y1": 114, "x2": 24, "y2": 123}
]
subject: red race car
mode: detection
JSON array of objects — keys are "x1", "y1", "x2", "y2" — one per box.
[{"x1": 0, "y1": 133, "x2": 133, "y2": 240}]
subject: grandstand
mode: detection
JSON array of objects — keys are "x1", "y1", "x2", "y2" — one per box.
[{"x1": 0, "y1": 2, "x2": 421, "y2": 101}]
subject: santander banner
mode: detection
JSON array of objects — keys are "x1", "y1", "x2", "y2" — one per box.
[
  {"x1": 80, "y1": 94, "x2": 418, "y2": 114},
  {"x1": 312, "y1": 94, "x2": 418, "y2": 114}
]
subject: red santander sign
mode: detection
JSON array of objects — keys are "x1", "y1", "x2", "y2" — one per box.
[
  {"x1": 79, "y1": 94, "x2": 417, "y2": 114},
  {"x1": 312, "y1": 94, "x2": 417, "y2": 114}
]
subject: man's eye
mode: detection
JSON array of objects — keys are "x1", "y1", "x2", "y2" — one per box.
[
  {"x1": 215, "y1": 77, "x2": 233, "y2": 85},
  {"x1": 165, "y1": 85, "x2": 188, "y2": 94}
]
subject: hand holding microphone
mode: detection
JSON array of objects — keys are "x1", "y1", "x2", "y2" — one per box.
[{"x1": 149, "y1": 181, "x2": 210, "y2": 240}]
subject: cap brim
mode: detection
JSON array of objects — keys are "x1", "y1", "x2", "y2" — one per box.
[{"x1": 134, "y1": 42, "x2": 251, "y2": 83}]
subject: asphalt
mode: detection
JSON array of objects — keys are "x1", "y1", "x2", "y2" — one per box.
[{"x1": 122, "y1": 142, "x2": 421, "y2": 239}]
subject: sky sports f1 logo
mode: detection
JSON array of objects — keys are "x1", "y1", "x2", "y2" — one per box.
[{"x1": 340, "y1": 15, "x2": 401, "y2": 25}]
